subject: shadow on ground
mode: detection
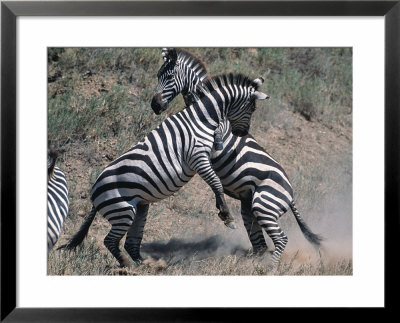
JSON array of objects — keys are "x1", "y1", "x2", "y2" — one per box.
[{"x1": 141, "y1": 234, "x2": 249, "y2": 265}]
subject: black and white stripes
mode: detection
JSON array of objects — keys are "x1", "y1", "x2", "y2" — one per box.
[
  {"x1": 151, "y1": 48, "x2": 322, "y2": 264},
  {"x1": 47, "y1": 149, "x2": 69, "y2": 251},
  {"x1": 62, "y1": 74, "x2": 269, "y2": 267},
  {"x1": 152, "y1": 48, "x2": 209, "y2": 114}
]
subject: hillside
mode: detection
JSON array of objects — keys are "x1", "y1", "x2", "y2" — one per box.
[{"x1": 48, "y1": 48, "x2": 352, "y2": 275}]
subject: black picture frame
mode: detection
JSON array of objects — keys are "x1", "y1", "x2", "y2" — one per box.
[{"x1": 1, "y1": 1, "x2": 399, "y2": 321}]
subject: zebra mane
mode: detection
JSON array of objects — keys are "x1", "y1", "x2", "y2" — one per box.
[
  {"x1": 176, "y1": 48, "x2": 209, "y2": 81},
  {"x1": 194, "y1": 74, "x2": 256, "y2": 100}
]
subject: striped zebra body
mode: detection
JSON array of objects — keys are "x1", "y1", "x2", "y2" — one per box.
[
  {"x1": 63, "y1": 74, "x2": 269, "y2": 267},
  {"x1": 212, "y1": 129, "x2": 294, "y2": 261},
  {"x1": 152, "y1": 48, "x2": 322, "y2": 264},
  {"x1": 48, "y1": 150, "x2": 69, "y2": 251}
]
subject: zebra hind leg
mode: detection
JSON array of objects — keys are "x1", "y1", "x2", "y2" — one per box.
[
  {"x1": 269, "y1": 231, "x2": 288, "y2": 265},
  {"x1": 124, "y1": 204, "x2": 149, "y2": 265},
  {"x1": 244, "y1": 217, "x2": 268, "y2": 255},
  {"x1": 104, "y1": 207, "x2": 136, "y2": 268},
  {"x1": 254, "y1": 210, "x2": 288, "y2": 266},
  {"x1": 240, "y1": 197, "x2": 268, "y2": 254}
]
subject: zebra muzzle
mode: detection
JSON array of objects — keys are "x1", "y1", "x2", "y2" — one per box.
[{"x1": 151, "y1": 94, "x2": 167, "y2": 115}]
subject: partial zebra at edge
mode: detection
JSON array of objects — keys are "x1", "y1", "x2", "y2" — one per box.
[{"x1": 47, "y1": 148, "x2": 69, "y2": 251}]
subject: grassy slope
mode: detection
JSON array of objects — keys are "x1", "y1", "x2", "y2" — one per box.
[{"x1": 48, "y1": 48, "x2": 352, "y2": 275}]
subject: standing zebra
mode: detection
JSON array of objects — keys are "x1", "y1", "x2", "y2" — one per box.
[
  {"x1": 151, "y1": 48, "x2": 322, "y2": 264},
  {"x1": 61, "y1": 74, "x2": 269, "y2": 268},
  {"x1": 48, "y1": 149, "x2": 69, "y2": 251}
]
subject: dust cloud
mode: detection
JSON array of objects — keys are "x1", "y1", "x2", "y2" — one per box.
[
  {"x1": 281, "y1": 187, "x2": 353, "y2": 266},
  {"x1": 141, "y1": 188, "x2": 352, "y2": 268}
]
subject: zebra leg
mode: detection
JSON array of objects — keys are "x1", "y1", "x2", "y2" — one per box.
[
  {"x1": 215, "y1": 193, "x2": 236, "y2": 229},
  {"x1": 269, "y1": 229, "x2": 288, "y2": 265},
  {"x1": 124, "y1": 204, "x2": 149, "y2": 265},
  {"x1": 253, "y1": 210, "x2": 288, "y2": 265},
  {"x1": 240, "y1": 197, "x2": 268, "y2": 254},
  {"x1": 191, "y1": 154, "x2": 236, "y2": 229},
  {"x1": 103, "y1": 207, "x2": 136, "y2": 268}
]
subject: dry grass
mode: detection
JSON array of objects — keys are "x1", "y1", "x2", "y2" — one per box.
[{"x1": 48, "y1": 48, "x2": 352, "y2": 276}]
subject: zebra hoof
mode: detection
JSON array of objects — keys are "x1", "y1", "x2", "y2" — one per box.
[
  {"x1": 218, "y1": 211, "x2": 236, "y2": 229},
  {"x1": 119, "y1": 256, "x2": 131, "y2": 268},
  {"x1": 252, "y1": 247, "x2": 268, "y2": 256},
  {"x1": 131, "y1": 256, "x2": 144, "y2": 267},
  {"x1": 132, "y1": 260, "x2": 142, "y2": 267},
  {"x1": 266, "y1": 263, "x2": 278, "y2": 273},
  {"x1": 224, "y1": 220, "x2": 237, "y2": 229}
]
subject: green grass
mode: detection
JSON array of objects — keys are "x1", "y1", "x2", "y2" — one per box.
[
  {"x1": 48, "y1": 47, "x2": 352, "y2": 276},
  {"x1": 48, "y1": 47, "x2": 352, "y2": 148}
]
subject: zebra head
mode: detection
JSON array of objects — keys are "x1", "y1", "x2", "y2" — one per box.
[
  {"x1": 223, "y1": 75, "x2": 269, "y2": 137},
  {"x1": 151, "y1": 48, "x2": 208, "y2": 115},
  {"x1": 229, "y1": 76, "x2": 269, "y2": 136},
  {"x1": 151, "y1": 48, "x2": 179, "y2": 114}
]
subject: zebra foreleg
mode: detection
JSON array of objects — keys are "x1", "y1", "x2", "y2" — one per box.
[
  {"x1": 215, "y1": 193, "x2": 236, "y2": 229},
  {"x1": 124, "y1": 204, "x2": 149, "y2": 265},
  {"x1": 191, "y1": 155, "x2": 236, "y2": 229},
  {"x1": 240, "y1": 197, "x2": 268, "y2": 254}
]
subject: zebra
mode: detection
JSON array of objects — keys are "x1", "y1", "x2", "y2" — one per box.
[
  {"x1": 60, "y1": 74, "x2": 269, "y2": 268},
  {"x1": 151, "y1": 48, "x2": 225, "y2": 150},
  {"x1": 152, "y1": 48, "x2": 209, "y2": 114},
  {"x1": 48, "y1": 148, "x2": 69, "y2": 251},
  {"x1": 151, "y1": 48, "x2": 323, "y2": 264}
]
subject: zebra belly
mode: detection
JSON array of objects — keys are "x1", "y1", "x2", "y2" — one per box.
[{"x1": 91, "y1": 153, "x2": 196, "y2": 214}]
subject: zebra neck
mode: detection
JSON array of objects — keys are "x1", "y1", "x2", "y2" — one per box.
[
  {"x1": 185, "y1": 76, "x2": 204, "y2": 96},
  {"x1": 190, "y1": 92, "x2": 229, "y2": 133},
  {"x1": 181, "y1": 63, "x2": 208, "y2": 95},
  {"x1": 184, "y1": 101, "x2": 221, "y2": 134}
]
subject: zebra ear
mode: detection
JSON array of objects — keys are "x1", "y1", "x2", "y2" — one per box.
[
  {"x1": 253, "y1": 91, "x2": 269, "y2": 100},
  {"x1": 161, "y1": 48, "x2": 178, "y2": 63},
  {"x1": 252, "y1": 77, "x2": 265, "y2": 88}
]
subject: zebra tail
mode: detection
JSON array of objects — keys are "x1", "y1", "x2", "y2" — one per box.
[
  {"x1": 290, "y1": 201, "x2": 323, "y2": 247},
  {"x1": 58, "y1": 205, "x2": 96, "y2": 250}
]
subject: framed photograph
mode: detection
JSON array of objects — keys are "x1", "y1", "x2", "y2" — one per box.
[{"x1": 2, "y1": 0, "x2": 398, "y2": 321}]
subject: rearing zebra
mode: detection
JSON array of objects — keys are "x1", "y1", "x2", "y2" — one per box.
[
  {"x1": 47, "y1": 149, "x2": 69, "y2": 251},
  {"x1": 61, "y1": 74, "x2": 269, "y2": 267},
  {"x1": 151, "y1": 48, "x2": 323, "y2": 264}
]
